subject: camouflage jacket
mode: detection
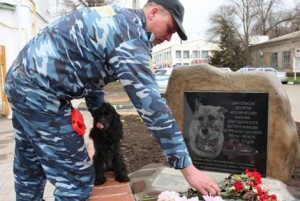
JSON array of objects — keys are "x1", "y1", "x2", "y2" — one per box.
[{"x1": 7, "y1": 5, "x2": 191, "y2": 169}]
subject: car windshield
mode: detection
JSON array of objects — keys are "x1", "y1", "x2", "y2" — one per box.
[
  {"x1": 219, "y1": 68, "x2": 232, "y2": 72},
  {"x1": 154, "y1": 69, "x2": 172, "y2": 76},
  {"x1": 237, "y1": 67, "x2": 256, "y2": 72},
  {"x1": 154, "y1": 70, "x2": 167, "y2": 76}
]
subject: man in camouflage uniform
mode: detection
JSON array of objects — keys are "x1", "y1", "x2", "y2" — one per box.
[{"x1": 4, "y1": 0, "x2": 220, "y2": 200}]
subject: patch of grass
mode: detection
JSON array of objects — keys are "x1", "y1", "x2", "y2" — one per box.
[{"x1": 287, "y1": 77, "x2": 300, "y2": 82}]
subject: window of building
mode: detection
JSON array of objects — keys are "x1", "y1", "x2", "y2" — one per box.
[
  {"x1": 270, "y1": 52, "x2": 278, "y2": 68},
  {"x1": 158, "y1": 54, "x2": 161, "y2": 61},
  {"x1": 166, "y1": 51, "x2": 171, "y2": 60},
  {"x1": 201, "y1": 51, "x2": 209, "y2": 59},
  {"x1": 183, "y1": 63, "x2": 189, "y2": 66},
  {"x1": 282, "y1": 51, "x2": 291, "y2": 69},
  {"x1": 176, "y1": 51, "x2": 181, "y2": 59},
  {"x1": 183, "y1": 51, "x2": 189, "y2": 59},
  {"x1": 192, "y1": 50, "x2": 200, "y2": 58}
]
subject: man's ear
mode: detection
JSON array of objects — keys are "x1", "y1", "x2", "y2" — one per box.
[{"x1": 148, "y1": 7, "x2": 159, "y2": 20}]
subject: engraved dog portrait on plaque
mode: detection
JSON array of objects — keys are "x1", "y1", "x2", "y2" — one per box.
[
  {"x1": 183, "y1": 92, "x2": 269, "y2": 176},
  {"x1": 188, "y1": 99, "x2": 227, "y2": 159}
]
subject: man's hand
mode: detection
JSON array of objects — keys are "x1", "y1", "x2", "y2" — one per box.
[{"x1": 180, "y1": 163, "x2": 220, "y2": 196}]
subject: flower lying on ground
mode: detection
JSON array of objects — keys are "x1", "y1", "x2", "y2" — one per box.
[
  {"x1": 157, "y1": 190, "x2": 199, "y2": 201},
  {"x1": 153, "y1": 169, "x2": 277, "y2": 201},
  {"x1": 179, "y1": 189, "x2": 223, "y2": 201},
  {"x1": 156, "y1": 190, "x2": 222, "y2": 201},
  {"x1": 218, "y1": 169, "x2": 277, "y2": 200},
  {"x1": 142, "y1": 189, "x2": 221, "y2": 201}
]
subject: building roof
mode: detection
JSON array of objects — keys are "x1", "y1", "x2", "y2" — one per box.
[
  {"x1": 153, "y1": 34, "x2": 218, "y2": 53},
  {"x1": 250, "y1": 31, "x2": 300, "y2": 47}
]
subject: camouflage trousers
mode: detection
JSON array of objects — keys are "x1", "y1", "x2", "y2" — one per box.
[{"x1": 5, "y1": 67, "x2": 95, "y2": 201}]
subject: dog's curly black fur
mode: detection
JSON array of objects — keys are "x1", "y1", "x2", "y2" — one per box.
[{"x1": 89, "y1": 102, "x2": 129, "y2": 185}]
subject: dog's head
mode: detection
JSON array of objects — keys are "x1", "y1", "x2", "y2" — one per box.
[
  {"x1": 188, "y1": 100, "x2": 227, "y2": 159},
  {"x1": 92, "y1": 102, "x2": 121, "y2": 131}
]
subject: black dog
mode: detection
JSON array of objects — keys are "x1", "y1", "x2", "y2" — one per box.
[{"x1": 89, "y1": 102, "x2": 129, "y2": 185}]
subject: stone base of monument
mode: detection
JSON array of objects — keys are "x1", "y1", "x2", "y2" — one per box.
[
  {"x1": 129, "y1": 163, "x2": 296, "y2": 201},
  {"x1": 164, "y1": 65, "x2": 299, "y2": 183}
]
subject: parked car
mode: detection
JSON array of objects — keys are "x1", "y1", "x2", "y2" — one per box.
[
  {"x1": 256, "y1": 67, "x2": 288, "y2": 84},
  {"x1": 236, "y1": 66, "x2": 256, "y2": 72},
  {"x1": 154, "y1": 68, "x2": 173, "y2": 95},
  {"x1": 153, "y1": 65, "x2": 164, "y2": 70},
  {"x1": 219, "y1": 67, "x2": 232, "y2": 72}
]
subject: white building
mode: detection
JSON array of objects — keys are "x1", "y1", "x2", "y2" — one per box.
[
  {"x1": 0, "y1": 0, "x2": 54, "y2": 68},
  {"x1": 0, "y1": 0, "x2": 53, "y2": 116},
  {"x1": 152, "y1": 35, "x2": 220, "y2": 68}
]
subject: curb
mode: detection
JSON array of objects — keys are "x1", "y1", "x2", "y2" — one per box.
[{"x1": 287, "y1": 81, "x2": 300, "y2": 85}]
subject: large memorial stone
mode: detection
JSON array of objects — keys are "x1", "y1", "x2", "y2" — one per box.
[{"x1": 164, "y1": 64, "x2": 299, "y2": 183}]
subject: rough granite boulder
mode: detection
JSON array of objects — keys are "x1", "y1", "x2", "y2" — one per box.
[{"x1": 165, "y1": 64, "x2": 300, "y2": 183}]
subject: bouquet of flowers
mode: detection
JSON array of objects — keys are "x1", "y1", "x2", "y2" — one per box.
[
  {"x1": 218, "y1": 169, "x2": 277, "y2": 201},
  {"x1": 153, "y1": 169, "x2": 277, "y2": 201}
]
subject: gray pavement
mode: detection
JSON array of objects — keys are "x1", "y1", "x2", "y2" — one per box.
[
  {"x1": 0, "y1": 84, "x2": 299, "y2": 200},
  {"x1": 0, "y1": 100, "x2": 88, "y2": 201}
]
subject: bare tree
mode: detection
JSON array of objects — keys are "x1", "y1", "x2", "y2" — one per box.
[
  {"x1": 207, "y1": 5, "x2": 237, "y2": 42},
  {"x1": 275, "y1": 2, "x2": 300, "y2": 35},
  {"x1": 229, "y1": 0, "x2": 257, "y2": 65},
  {"x1": 210, "y1": 0, "x2": 258, "y2": 65},
  {"x1": 251, "y1": 0, "x2": 278, "y2": 35},
  {"x1": 207, "y1": 5, "x2": 246, "y2": 69},
  {"x1": 207, "y1": 0, "x2": 300, "y2": 67},
  {"x1": 251, "y1": 0, "x2": 300, "y2": 38}
]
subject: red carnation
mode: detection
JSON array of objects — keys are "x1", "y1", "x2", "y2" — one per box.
[
  {"x1": 245, "y1": 169, "x2": 253, "y2": 178},
  {"x1": 271, "y1": 194, "x2": 277, "y2": 200},
  {"x1": 233, "y1": 181, "x2": 244, "y2": 191},
  {"x1": 259, "y1": 194, "x2": 269, "y2": 201},
  {"x1": 257, "y1": 186, "x2": 262, "y2": 196},
  {"x1": 245, "y1": 169, "x2": 262, "y2": 185},
  {"x1": 252, "y1": 171, "x2": 262, "y2": 185},
  {"x1": 246, "y1": 180, "x2": 254, "y2": 187}
]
